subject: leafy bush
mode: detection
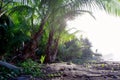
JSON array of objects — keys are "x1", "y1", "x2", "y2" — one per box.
[
  {"x1": 19, "y1": 59, "x2": 43, "y2": 77},
  {"x1": 0, "y1": 66, "x2": 19, "y2": 80},
  {"x1": 57, "y1": 38, "x2": 82, "y2": 62},
  {"x1": 57, "y1": 38, "x2": 102, "y2": 64}
]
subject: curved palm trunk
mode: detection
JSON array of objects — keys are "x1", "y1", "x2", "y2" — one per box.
[
  {"x1": 22, "y1": 18, "x2": 46, "y2": 59},
  {"x1": 44, "y1": 29, "x2": 60, "y2": 63},
  {"x1": 51, "y1": 38, "x2": 59, "y2": 62},
  {"x1": 44, "y1": 30, "x2": 54, "y2": 63}
]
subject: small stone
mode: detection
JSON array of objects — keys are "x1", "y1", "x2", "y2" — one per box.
[{"x1": 67, "y1": 62, "x2": 72, "y2": 65}]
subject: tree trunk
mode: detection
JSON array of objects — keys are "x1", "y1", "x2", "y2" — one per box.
[
  {"x1": 51, "y1": 38, "x2": 59, "y2": 62},
  {"x1": 44, "y1": 30, "x2": 54, "y2": 63},
  {"x1": 44, "y1": 30, "x2": 60, "y2": 63},
  {"x1": 22, "y1": 18, "x2": 46, "y2": 59}
]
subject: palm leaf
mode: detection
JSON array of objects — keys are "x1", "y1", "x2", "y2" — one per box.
[
  {"x1": 0, "y1": 10, "x2": 8, "y2": 17},
  {"x1": 103, "y1": 0, "x2": 120, "y2": 16},
  {"x1": 9, "y1": 5, "x2": 33, "y2": 16}
]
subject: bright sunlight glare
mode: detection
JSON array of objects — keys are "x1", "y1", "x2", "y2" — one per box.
[{"x1": 67, "y1": 10, "x2": 120, "y2": 61}]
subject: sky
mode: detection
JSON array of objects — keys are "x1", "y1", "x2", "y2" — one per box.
[{"x1": 67, "y1": 10, "x2": 120, "y2": 61}]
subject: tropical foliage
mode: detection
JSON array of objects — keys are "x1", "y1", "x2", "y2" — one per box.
[
  {"x1": 0, "y1": 0, "x2": 120, "y2": 79},
  {"x1": 102, "y1": 0, "x2": 120, "y2": 16},
  {"x1": 0, "y1": 0, "x2": 104, "y2": 62}
]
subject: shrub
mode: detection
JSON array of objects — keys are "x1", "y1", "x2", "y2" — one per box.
[{"x1": 19, "y1": 59, "x2": 43, "y2": 77}]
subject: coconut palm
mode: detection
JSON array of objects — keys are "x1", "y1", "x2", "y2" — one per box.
[
  {"x1": 2, "y1": 0, "x2": 120, "y2": 62},
  {"x1": 6, "y1": 0, "x2": 106, "y2": 62},
  {"x1": 19, "y1": 0, "x2": 105, "y2": 62}
]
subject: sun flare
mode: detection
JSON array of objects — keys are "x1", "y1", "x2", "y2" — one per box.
[{"x1": 67, "y1": 10, "x2": 120, "y2": 61}]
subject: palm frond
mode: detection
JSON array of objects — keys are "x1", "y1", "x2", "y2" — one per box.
[
  {"x1": 0, "y1": 10, "x2": 7, "y2": 17},
  {"x1": 103, "y1": 0, "x2": 120, "y2": 16},
  {"x1": 70, "y1": 30, "x2": 81, "y2": 35},
  {"x1": 63, "y1": 10, "x2": 96, "y2": 20},
  {"x1": 9, "y1": 5, "x2": 33, "y2": 17}
]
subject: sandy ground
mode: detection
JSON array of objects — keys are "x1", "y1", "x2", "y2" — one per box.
[{"x1": 17, "y1": 61, "x2": 120, "y2": 80}]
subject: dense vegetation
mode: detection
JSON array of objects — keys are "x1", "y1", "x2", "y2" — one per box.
[{"x1": 0, "y1": 0, "x2": 120, "y2": 79}]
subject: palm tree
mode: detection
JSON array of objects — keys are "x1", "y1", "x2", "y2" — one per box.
[
  {"x1": 10, "y1": 0, "x2": 118, "y2": 62},
  {"x1": 20, "y1": 0, "x2": 105, "y2": 62},
  {"x1": 2, "y1": 0, "x2": 120, "y2": 62}
]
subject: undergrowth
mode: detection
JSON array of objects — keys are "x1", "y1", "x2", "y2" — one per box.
[
  {"x1": 0, "y1": 65, "x2": 20, "y2": 80},
  {"x1": 19, "y1": 59, "x2": 43, "y2": 77}
]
